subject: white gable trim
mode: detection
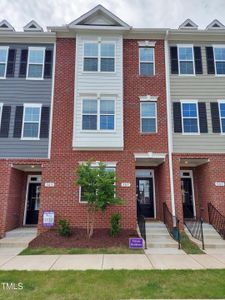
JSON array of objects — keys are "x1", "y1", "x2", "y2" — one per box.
[
  {"x1": 206, "y1": 19, "x2": 225, "y2": 30},
  {"x1": 24, "y1": 20, "x2": 43, "y2": 32},
  {"x1": 179, "y1": 19, "x2": 198, "y2": 30},
  {"x1": 0, "y1": 20, "x2": 15, "y2": 31},
  {"x1": 69, "y1": 4, "x2": 131, "y2": 29}
]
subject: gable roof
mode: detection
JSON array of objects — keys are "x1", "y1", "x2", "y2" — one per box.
[
  {"x1": 0, "y1": 19, "x2": 15, "y2": 31},
  {"x1": 23, "y1": 20, "x2": 43, "y2": 32},
  {"x1": 69, "y1": 4, "x2": 131, "y2": 29},
  {"x1": 179, "y1": 19, "x2": 198, "y2": 30},
  {"x1": 206, "y1": 19, "x2": 225, "y2": 30}
]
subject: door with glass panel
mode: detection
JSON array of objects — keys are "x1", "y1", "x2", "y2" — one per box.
[{"x1": 136, "y1": 178, "x2": 154, "y2": 218}]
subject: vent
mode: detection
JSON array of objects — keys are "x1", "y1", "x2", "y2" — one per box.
[
  {"x1": 179, "y1": 19, "x2": 198, "y2": 30},
  {"x1": 206, "y1": 19, "x2": 225, "y2": 30},
  {"x1": 0, "y1": 20, "x2": 15, "y2": 31},
  {"x1": 23, "y1": 20, "x2": 43, "y2": 32}
]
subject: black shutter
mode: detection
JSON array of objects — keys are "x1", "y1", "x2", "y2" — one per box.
[
  {"x1": 206, "y1": 47, "x2": 215, "y2": 74},
  {"x1": 6, "y1": 49, "x2": 16, "y2": 77},
  {"x1": 170, "y1": 47, "x2": 178, "y2": 74},
  {"x1": 13, "y1": 106, "x2": 23, "y2": 137},
  {"x1": 44, "y1": 50, "x2": 53, "y2": 78},
  {"x1": 19, "y1": 49, "x2": 28, "y2": 77},
  {"x1": 194, "y1": 47, "x2": 203, "y2": 74},
  {"x1": 0, "y1": 106, "x2": 11, "y2": 138},
  {"x1": 40, "y1": 106, "x2": 50, "y2": 138},
  {"x1": 173, "y1": 102, "x2": 182, "y2": 133},
  {"x1": 210, "y1": 102, "x2": 221, "y2": 133},
  {"x1": 198, "y1": 102, "x2": 208, "y2": 133}
]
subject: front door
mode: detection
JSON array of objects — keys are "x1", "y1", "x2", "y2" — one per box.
[
  {"x1": 136, "y1": 177, "x2": 154, "y2": 218},
  {"x1": 181, "y1": 176, "x2": 195, "y2": 219},
  {"x1": 25, "y1": 182, "x2": 41, "y2": 225}
]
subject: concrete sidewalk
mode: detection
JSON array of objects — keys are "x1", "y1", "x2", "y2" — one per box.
[{"x1": 0, "y1": 253, "x2": 225, "y2": 270}]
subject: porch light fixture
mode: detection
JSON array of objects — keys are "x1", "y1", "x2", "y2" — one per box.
[
  {"x1": 31, "y1": 165, "x2": 35, "y2": 168},
  {"x1": 185, "y1": 160, "x2": 188, "y2": 164}
]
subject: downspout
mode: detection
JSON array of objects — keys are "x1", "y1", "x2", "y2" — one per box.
[{"x1": 164, "y1": 30, "x2": 176, "y2": 218}]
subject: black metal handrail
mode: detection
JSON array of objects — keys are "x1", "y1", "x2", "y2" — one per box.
[
  {"x1": 137, "y1": 201, "x2": 147, "y2": 249},
  {"x1": 163, "y1": 203, "x2": 181, "y2": 249},
  {"x1": 208, "y1": 203, "x2": 225, "y2": 240},
  {"x1": 184, "y1": 218, "x2": 205, "y2": 250}
]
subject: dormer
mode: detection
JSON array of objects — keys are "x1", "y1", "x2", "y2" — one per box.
[
  {"x1": 23, "y1": 20, "x2": 43, "y2": 32},
  {"x1": 179, "y1": 19, "x2": 198, "y2": 30},
  {"x1": 0, "y1": 20, "x2": 15, "y2": 31},
  {"x1": 206, "y1": 19, "x2": 225, "y2": 30},
  {"x1": 68, "y1": 4, "x2": 131, "y2": 31}
]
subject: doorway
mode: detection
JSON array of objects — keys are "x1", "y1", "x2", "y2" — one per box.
[{"x1": 180, "y1": 170, "x2": 196, "y2": 219}]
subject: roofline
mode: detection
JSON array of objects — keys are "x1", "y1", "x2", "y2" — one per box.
[{"x1": 0, "y1": 31, "x2": 55, "y2": 37}]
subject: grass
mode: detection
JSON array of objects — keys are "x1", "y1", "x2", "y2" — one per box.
[
  {"x1": 19, "y1": 247, "x2": 144, "y2": 255},
  {"x1": 180, "y1": 231, "x2": 205, "y2": 254},
  {"x1": 0, "y1": 270, "x2": 224, "y2": 299}
]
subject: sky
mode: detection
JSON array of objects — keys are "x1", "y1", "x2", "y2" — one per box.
[{"x1": 1, "y1": 0, "x2": 225, "y2": 31}]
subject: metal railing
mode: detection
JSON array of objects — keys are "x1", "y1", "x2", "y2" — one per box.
[
  {"x1": 184, "y1": 217, "x2": 205, "y2": 250},
  {"x1": 208, "y1": 203, "x2": 225, "y2": 240},
  {"x1": 137, "y1": 201, "x2": 147, "y2": 248},
  {"x1": 163, "y1": 203, "x2": 181, "y2": 249}
]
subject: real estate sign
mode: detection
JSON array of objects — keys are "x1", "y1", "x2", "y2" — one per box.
[{"x1": 43, "y1": 211, "x2": 55, "y2": 227}]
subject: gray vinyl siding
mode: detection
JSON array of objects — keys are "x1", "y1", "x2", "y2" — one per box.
[
  {"x1": 170, "y1": 41, "x2": 225, "y2": 153},
  {"x1": 0, "y1": 43, "x2": 53, "y2": 158}
]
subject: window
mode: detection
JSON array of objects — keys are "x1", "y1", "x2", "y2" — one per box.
[
  {"x1": 0, "y1": 103, "x2": 3, "y2": 129},
  {"x1": 178, "y1": 46, "x2": 195, "y2": 75},
  {"x1": 27, "y1": 47, "x2": 45, "y2": 79},
  {"x1": 181, "y1": 102, "x2": 199, "y2": 133},
  {"x1": 0, "y1": 47, "x2": 8, "y2": 78},
  {"x1": 80, "y1": 166, "x2": 116, "y2": 202},
  {"x1": 82, "y1": 99, "x2": 115, "y2": 131},
  {"x1": 214, "y1": 47, "x2": 225, "y2": 75},
  {"x1": 83, "y1": 42, "x2": 115, "y2": 72},
  {"x1": 218, "y1": 101, "x2": 225, "y2": 133},
  {"x1": 139, "y1": 47, "x2": 154, "y2": 76},
  {"x1": 22, "y1": 104, "x2": 42, "y2": 139},
  {"x1": 140, "y1": 102, "x2": 157, "y2": 133}
]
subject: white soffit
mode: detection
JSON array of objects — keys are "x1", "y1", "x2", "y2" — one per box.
[
  {"x1": 24, "y1": 20, "x2": 43, "y2": 32},
  {"x1": 179, "y1": 19, "x2": 198, "y2": 30},
  {"x1": 0, "y1": 20, "x2": 15, "y2": 31},
  {"x1": 206, "y1": 19, "x2": 225, "y2": 30}
]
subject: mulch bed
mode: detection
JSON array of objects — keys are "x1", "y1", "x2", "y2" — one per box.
[{"x1": 29, "y1": 228, "x2": 139, "y2": 248}]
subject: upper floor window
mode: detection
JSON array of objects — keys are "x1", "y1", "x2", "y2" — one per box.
[
  {"x1": 178, "y1": 46, "x2": 195, "y2": 75},
  {"x1": 140, "y1": 102, "x2": 157, "y2": 133},
  {"x1": 0, "y1": 47, "x2": 8, "y2": 78},
  {"x1": 181, "y1": 101, "x2": 199, "y2": 133},
  {"x1": 27, "y1": 47, "x2": 45, "y2": 79},
  {"x1": 83, "y1": 42, "x2": 115, "y2": 72},
  {"x1": 214, "y1": 47, "x2": 225, "y2": 75},
  {"x1": 0, "y1": 103, "x2": 3, "y2": 128},
  {"x1": 22, "y1": 104, "x2": 42, "y2": 139},
  {"x1": 218, "y1": 101, "x2": 225, "y2": 133},
  {"x1": 82, "y1": 99, "x2": 115, "y2": 131},
  {"x1": 139, "y1": 47, "x2": 154, "y2": 76}
]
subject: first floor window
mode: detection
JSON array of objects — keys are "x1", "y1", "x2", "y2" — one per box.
[
  {"x1": 181, "y1": 102, "x2": 199, "y2": 133},
  {"x1": 139, "y1": 47, "x2": 154, "y2": 76},
  {"x1": 27, "y1": 47, "x2": 45, "y2": 79},
  {"x1": 178, "y1": 46, "x2": 194, "y2": 75},
  {"x1": 0, "y1": 47, "x2": 8, "y2": 78},
  {"x1": 22, "y1": 104, "x2": 41, "y2": 139},
  {"x1": 219, "y1": 101, "x2": 225, "y2": 133},
  {"x1": 141, "y1": 102, "x2": 157, "y2": 133},
  {"x1": 82, "y1": 99, "x2": 115, "y2": 131},
  {"x1": 214, "y1": 47, "x2": 225, "y2": 75}
]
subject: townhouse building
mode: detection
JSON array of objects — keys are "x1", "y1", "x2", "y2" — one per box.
[{"x1": 0, "y1": 5, "x2": 224, "y2": 245}]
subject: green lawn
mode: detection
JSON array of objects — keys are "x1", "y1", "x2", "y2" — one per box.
[
  {"x1": 180, "y1": 232, "x2": 205, "y2": 254},
  {"x1": 20, "y1": 247, "x2": 144, "y2": 255},
  {"x1": 0, "y1": 270, "x2": 224, "y2": 299}
]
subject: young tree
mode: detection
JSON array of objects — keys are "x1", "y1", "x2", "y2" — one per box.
[{"x1": 76, "y1": 161, "x2": 123, "y2": 238}]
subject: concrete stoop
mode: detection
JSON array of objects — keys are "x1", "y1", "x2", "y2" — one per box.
[
  {"x1": 185, "y1": 223, "x2": 225, "y2": 253},
  {"x1": 0, "y1": 227, "x2": 37, "y2": 256}
]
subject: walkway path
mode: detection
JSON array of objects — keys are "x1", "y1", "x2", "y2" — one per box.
[{"x1": 0, "y1": 253, "x2": 224, "y2": 270}]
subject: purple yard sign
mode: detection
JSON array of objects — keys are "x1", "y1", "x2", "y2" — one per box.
[
  {"x1": 129, "y1": 237, "x2": 144, "y2": 249},
  {"x1": 43, "y1": 211, "x2": 55, "y2": 227}
]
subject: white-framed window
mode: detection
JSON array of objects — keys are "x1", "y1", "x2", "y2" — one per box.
[
  {"x1": 0, "y1": 103, "x2": 3, "y2": 129},
  {"x1": 83, "y1": 42, "x2": 115, "y2": 72},
  {"x1": 178, "y1": 45, "x2": 195, "y2": 75},
  {"x1": 82, "y1": 98, "x2": 115, "y2": 131},
  {"x1": 213, "y1": 46, "x2": 225, "y2": 75},
  {"x1": 140, "y1": 102, "x2": 157, "y2": 133},
  {"x1": 139, "y1": 47, "x2": 154, "y2": 76},
  {"x1": 0, "y1": 46, "x2": 9, "y2": 79},
  {"x1": 79, "y1": 165, "x2": 116, "y2": 203},
  {"x1": 218, "y1": 100, "x2": 225, "y2": 133},
  {"x1": 27, "y1": 47, "x2": 45, "y2": 79},
  {"x1": 22, "y1": 104, "x2": 42, "y2": 139},
  {"x1": 181, "y1": 101, "x2": 199, "y2": 134}
]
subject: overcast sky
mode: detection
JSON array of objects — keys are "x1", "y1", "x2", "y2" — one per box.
[{"x1": 1, "y1": 0, "x2": 225, "y2": 31}]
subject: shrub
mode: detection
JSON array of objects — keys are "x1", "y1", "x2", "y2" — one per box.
[
  {"x1": 110, "y1": 213, "x2": 121, "y2": 237},
  {"x1": 58, "y1": 219, "x2": 72, "y2": 237}
]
